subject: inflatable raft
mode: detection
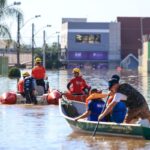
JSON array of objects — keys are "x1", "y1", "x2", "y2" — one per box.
[
  {"x1": 63, "y1": 91, "x2": 88, "y2": 102},
  {"x1": 0, "y1": 88, "x2": 62, "y2": 105}
]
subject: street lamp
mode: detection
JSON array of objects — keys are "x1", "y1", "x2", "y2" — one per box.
[
  {"x1": 55, "y1": 32, "x2": 60, "y2": 60},
  {"x1": 45, "y1": 31, "x2": 60, "y2": 63},
  {"x1": 12, "y1": 1, "x2": 21, "y2": 67},
  {"x1": 56, "y1": 32, "x2": 60, "y2": 47},
  {"x1": 31, "y1": 24, "x2": 51, "y2": 68},
  {"x1": 20, "y1": 15, "x2": 41, "y2": 29},
  {"x1": 43, "y1": 25, "x2": 52, "y2": 68},
  {"x1": 4, "y1": 1, "x2": 21, "y2": 10},
  {"x1": 16, "y1": 14, "x2": 41, "y2": 67},
  {"x1": 34, "y1": 24, "x2": 51, "y2": 36},
  {"x1": 13, "y1": 1, "x2": 21, "y2": 5}
]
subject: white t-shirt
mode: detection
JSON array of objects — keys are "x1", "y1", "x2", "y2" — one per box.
[{"x1": 112, "y1": 93, "x2": 127, "y2": 103}]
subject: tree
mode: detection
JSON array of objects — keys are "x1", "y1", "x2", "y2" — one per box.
[
  {"x1": 33, "y1": 42, "x2": 63, "y2": 69},
  {"x1": 0, "y1": 0, "x2": 23, "y2": 40}
]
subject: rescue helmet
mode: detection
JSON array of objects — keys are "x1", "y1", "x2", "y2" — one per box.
[
  {"x1": 22, "y1": 72, "x2": 30, "y2": 77},
  {"x1": 72, "y1": 68, "x2": 80, "y2": 74},
  {"x1": 35, "y1": 57, "x2": 42, "y2": 63}
]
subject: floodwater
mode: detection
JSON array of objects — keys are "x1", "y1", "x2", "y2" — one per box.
[{"x1": 0, "y1": 69, "x2": 150, "y2": 150}]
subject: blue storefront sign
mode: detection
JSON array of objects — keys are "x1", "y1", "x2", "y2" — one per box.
[{"x1": 68, "y1": 51, "x2": 108, "y2": 60}]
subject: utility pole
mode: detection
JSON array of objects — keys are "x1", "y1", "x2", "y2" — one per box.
[
  {"x1": 43, "y1": 30, "x2": 46, "y2": 68},
  {"x1": 32, "y1": 23, "x2": 35, "y2": 68},
  {"x1": 17, "y1": 13, "x2": 20, "y2": 67},
  {"x1": 57, "y1": 33, "x2": 60, "y2": 60}
]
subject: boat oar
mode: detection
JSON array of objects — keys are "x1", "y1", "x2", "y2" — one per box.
[{"x1": 92, "y1": 95, "x2": 110, "y2": 137}]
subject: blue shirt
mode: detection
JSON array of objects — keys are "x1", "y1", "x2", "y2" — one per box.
[
  {"x1": 87, "y1": 99, "x2": 106, "y2": 121},
  {"x1": 111, "y1": 101, "x2": 127, "y2": 123}
]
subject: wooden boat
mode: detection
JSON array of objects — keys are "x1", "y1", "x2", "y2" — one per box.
[{"x1": 59, "y1": 96, "x2": 150, "y2": 140}]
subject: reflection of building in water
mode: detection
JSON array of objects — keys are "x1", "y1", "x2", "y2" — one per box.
[
  {"x1": 139, "y1": 40, "x2": 150, "y2": 73},
  {"x1": 60, "y1": 18, "x2": 121, "y2": 69},
  {"x1": 139, "y1": 69, "x2": 150, "y2": 102},
  {"x1": 139, "y1": 40, "x2": 150, "y2": 101}
]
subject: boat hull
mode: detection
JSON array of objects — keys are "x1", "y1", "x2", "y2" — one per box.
[{"x1": 60, "y1": 98, "x2": 150, "y2": 140}]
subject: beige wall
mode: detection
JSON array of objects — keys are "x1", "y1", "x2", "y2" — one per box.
[{"x1": 0, "y1": 53, "x2": 32, "y2": 65}]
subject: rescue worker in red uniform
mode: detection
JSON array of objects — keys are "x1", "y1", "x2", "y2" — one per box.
[
  {"x1": 17, "y1": 72, "x2": 30, "y2": 97},
  {"x1": 67, "y1": 68, "x2": 90, "y2": 95},
  {"x1": 31, "y1": 57, "x2": 46, "y2": 92}
]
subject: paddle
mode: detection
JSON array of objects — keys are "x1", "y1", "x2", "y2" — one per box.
[{"x1": 92, "y1": 95, "x2": 110, "y2": 137}]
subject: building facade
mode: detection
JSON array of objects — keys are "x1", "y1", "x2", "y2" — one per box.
[
  {"x1": 117, "y1": 17, "x2": 150, "y2": 60},
  {"x1": 60, "y1": 18, "x2": 121, "y2": 69}
]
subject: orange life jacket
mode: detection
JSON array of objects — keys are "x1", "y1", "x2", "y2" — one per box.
[
  {"x1": 17, "y1": 79, "x2": 24, "y2": 93},
  {"x1": 32, "y1": 65, "x2": 46, "y2": 80},
  {"x1": 85, "y1": 93, "x2": 108, "y2": 106}
]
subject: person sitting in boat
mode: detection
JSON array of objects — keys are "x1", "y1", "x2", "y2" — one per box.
[
  {"x1": 85, "y1": 89, "x2": 107, "y2": 106},
  {"x1": 31, "y1": 57, "x2": 46, "y2": 93},
  {"x1": 107, "y1": 74, "x2": 127, "y2": 123},
  {"x1": 107, "y1": 92, "x2": 127, "y2": 123},
  {"x1": 17, "y1": 72, "x2": 30, "y2": 97},
  {"x1": 67, "y1": 68, "x2": 90, "y2": 95},
  {"x1": 111, "y1": 74, "x2": 120, "y2": 82},
  {"x1": 75, "y1": 88, "x2": 106, "y2": 122},
  {"x1": 24, "y1": 73, "x2": 37, "y2": 104},
  {"x1": 98, "y1": 78, "x2": 150, "y2": 124}
]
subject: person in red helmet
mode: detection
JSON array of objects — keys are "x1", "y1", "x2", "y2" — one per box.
[
  {"x1": 67, "y1": 68, "x2": 90, "y2": 95},
  {"x1": 31, "y1": 57, "x2": 46, "y2": 93}
]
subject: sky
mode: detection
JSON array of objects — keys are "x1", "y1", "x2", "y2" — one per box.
[{"x1": 6, "y1": 0, "x2": 150, "y2": 47}]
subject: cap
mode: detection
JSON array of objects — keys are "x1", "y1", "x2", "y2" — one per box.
[
  {"x1": 108, "y1": 79, "x2": 119, "y2": 90},
  {"x1": 111, "y1": 74, "x2": 120, "y2": 82}
]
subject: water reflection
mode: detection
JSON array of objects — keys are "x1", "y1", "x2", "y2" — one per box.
[
  {"x1": 0, "y1": 69, "x2": 150, "y2": 149},
  {"x1": 67, "y1": 132, "x2": 150, "y2": 150}
]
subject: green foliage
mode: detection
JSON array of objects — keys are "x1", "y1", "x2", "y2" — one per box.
[
  {"x1": 8, "y1": 67, "x2": 21, "y2": 78},
  {"x1": 46, "y1": 51, "x2": 62, "y2": 69},
  {"x1": 34, "y1": 42, "x2": 63, "y2": 69}
]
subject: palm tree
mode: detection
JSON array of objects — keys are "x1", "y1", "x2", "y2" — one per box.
[{"x1": 0, "y1": 0, "x2": 23, "y2": 41}]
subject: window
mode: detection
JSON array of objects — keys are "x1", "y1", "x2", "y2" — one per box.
[{"x1": 75, "y1": 34, "x2": 101, "y2": 44}]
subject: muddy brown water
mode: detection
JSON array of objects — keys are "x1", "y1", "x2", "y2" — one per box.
[{"x1": 0, "y1": 69, "x2": 150, "y2": 150}]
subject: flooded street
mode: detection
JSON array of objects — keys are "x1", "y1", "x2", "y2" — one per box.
[{"x1": 0, "y1": 69, "x2": 150, "y2": 150}]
